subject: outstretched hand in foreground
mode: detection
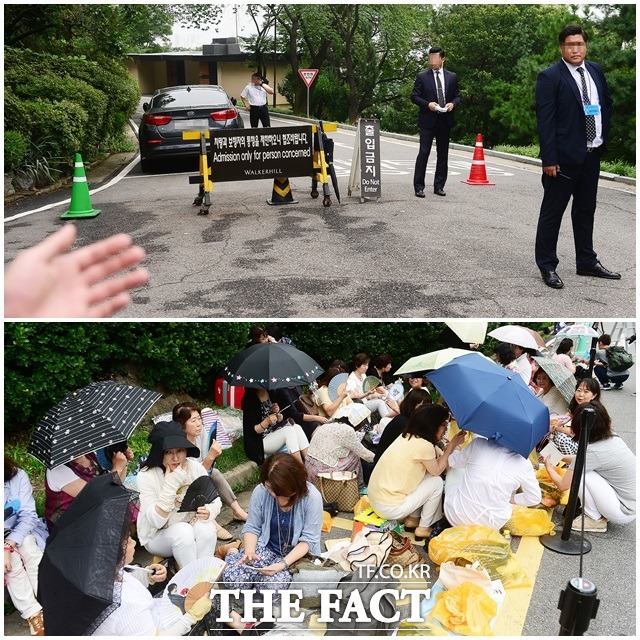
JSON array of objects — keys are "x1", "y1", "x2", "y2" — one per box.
[{"x1": 5, "y1": 224, "x2": 149, "y2": 318}]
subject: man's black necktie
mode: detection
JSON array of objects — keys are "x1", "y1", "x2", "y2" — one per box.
[
  {"x1": 435, "y1": 71, "x2": 445, "y2": 108},
  {"x1": 577, "y1": 67, "x2": 597, "y2": 142}
]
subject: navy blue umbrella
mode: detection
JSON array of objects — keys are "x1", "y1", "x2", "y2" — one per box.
[{"x1": 427, "y1": 353, "x2": 549, "y2": 458}]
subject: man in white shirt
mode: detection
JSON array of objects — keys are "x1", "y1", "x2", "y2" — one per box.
[
  {"x1": 240, "y1": 72, "x2": 274, "y2": 128},
  {"x1": 534, "y1": 23, "x2": 617, "y2": 290}
]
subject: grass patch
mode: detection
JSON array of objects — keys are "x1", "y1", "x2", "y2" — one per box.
[
  {"x1": 493, "y1": 144, "x2": 540, "y2": 158},
  {"x1": 600, "y1": 160, "x2": 636, "y2": 178},
  {"x1": 216, "y1": 437, "x2": 251, "y2": 474},
  {"x1": 493, "y1": 144, "x2": 636, "y2": 178},
  {"x1": 232, "y1": 467, "x2": 260, "y2": 495}
]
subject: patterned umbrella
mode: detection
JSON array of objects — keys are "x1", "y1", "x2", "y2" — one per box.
[
  {"x1": 29, "y1": 381, "x2": 162, "y2": 470},
  {"x1": 223, "y1": 343, "x2": 324, "y2": 390},
  {"x1": 532, "y1": 356, "x2": 577, "y2": 404}
]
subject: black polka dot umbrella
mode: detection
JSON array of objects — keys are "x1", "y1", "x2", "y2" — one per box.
[{"x1": 28, "y1": 381, "x2": 162, "y2": 469}]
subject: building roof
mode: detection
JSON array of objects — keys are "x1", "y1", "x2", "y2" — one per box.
[{"x1": 129, "y1": 36, "x2": 287, "y2": 63}]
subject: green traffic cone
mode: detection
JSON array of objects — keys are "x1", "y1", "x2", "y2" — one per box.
[{"x1": 60, "y1": 154, "x2": 101, "y2": 219}]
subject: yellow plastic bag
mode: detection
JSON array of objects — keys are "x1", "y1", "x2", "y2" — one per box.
[
  {"x1": 353, "y1": 495, "x2": 371, "y2": 515},
  {"x1": 428, "y1": 525, "x2": 531, "y2": 589},
  {"x1": 428, "y1": 582, "x2": 498, "y2": 636},
  {"x1": 536, "y1": 466, "x2": 569, "y2": 506},
  {"x1": 322, "y1": 510, "x2": 334, "y2": 532},
  {"x1": 505, "y1": 505, "x2": 555, "y2": 537}
]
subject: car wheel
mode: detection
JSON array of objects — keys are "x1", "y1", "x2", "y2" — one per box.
[{"x1": 140, "y1": 157, "x2": 155, "y2": 173}]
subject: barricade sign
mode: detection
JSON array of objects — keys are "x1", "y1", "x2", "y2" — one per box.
[
  {"x1": 348, "y1": 118, "x2": 381, "y2": 202},
  {"x1": 209, "y1": 126, "x2": 314, "y2": 182}
]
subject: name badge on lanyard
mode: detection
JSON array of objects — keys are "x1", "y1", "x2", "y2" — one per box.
[{"x1": 584, "y1": 104, "x2": 600, "y2": 116}]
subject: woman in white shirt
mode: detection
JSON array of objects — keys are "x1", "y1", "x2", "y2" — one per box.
[
  {"x1": 137, "y1": 422, "x2": 221, "y2": 569},
  {"x1": 444, "y1": 437, "x2": 542, "y2": 531},
  {"x1": 346, "y1": 353, "x2": 399, "y2": 419}
]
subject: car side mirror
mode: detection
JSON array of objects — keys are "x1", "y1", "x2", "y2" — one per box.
[
  {"x1": 143, "y1": 102, "x2": 149, "y2": 111},
  {"x1": 230, "y1": 97, "x2": 237, "y2": 106}
]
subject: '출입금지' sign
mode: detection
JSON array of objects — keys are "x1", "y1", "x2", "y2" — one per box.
[
  {"x1": 209, "y1": 126, "x2": 313, "y2": 182},
  {"x1": 359, "y1": 119, "x2": 381, "y2": 199}
]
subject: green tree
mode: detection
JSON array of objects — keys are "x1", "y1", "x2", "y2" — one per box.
[
  {"x1": 429, "y1": 4, "x2": 575, "y2": 146},
  {"x1": 584, "y1": 4, "x2": 636, "y2": 163}
]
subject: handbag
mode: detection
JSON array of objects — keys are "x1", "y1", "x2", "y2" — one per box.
[
  {"x1": 328, "y1": 530, "x2": 392, "y2": 572},
  {"x1": 295, "y1": 393, "x2": 319, "y2": 416},
  {"x1": 314, "y1": 470, "x2": 360, "y2": 512},
  {"x1": 387, "y1": 531, "x2": 421, "y2": 568}
]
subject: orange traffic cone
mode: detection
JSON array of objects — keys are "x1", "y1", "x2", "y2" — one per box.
[
  {"x1": 60, "y1": 154, "x2": 101, "y2": 219},
  {"x1": 462, "y1": 134, "x2": 495, "y2": 186}
]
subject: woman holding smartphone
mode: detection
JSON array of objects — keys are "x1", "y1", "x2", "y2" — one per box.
[{"x1": 220, "y1": 453, "x2": 323, "y2": 594}]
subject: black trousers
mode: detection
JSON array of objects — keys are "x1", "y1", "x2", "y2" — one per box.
[
  {"x1": 413, "y1": 117, "x2": 450, "y2": 192},
  {"x1": 535, "y1": 148, "x2": 600, "y2": 272},
  {"x1": 249, "y1": 104, "x2": 270, "y2": 128}
]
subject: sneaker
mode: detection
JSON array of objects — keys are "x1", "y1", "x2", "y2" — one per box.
[
  {"x1": 571, "y1": 515, "x2": 607, "y2": 533},
  {"x1": 28, "y1": 610, "x2": 45, "y2": 636},
  {"x1": 612, "y1": 384, "x2": 624, "y2": 390},
  {"x1": 601, "y1": 383, "x2": 611, "y2": 390}
]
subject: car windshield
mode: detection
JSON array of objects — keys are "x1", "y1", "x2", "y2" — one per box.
[{"x1": 152, "y1": 88, "x2": 229, "y2": 110}]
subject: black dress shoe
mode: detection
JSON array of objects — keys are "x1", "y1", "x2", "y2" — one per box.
[
  {"x1": 576, "y1": 261, "x2": 621, "y2": 279},
  {"x1": 434, "y1": 188, "x2": 446, "y2": 196},
  {"x1": 541, "y1": 270, "x2": 564, "y2": 289},
  {"x1": 415, "y1": 190, "x2": 425, "y2": 198}
]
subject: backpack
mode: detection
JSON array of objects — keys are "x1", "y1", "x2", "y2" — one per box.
[
  {"x1": 295, "y1": 393, "x2": 319, "y2": 416},
  {"x1": 606, "y1": 345, "x2": 634, "y2": 372},
  {"x1": 324, "y1": 564, "x2": 399, "y2": 636}
]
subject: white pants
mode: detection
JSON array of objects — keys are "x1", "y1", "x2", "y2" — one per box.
[
  {"x1": 364, "y1": 398, "x2": 392, "y2": 419},
  {"x1": 263, "y1": 424, "x2": 309, "y2": 455},
  {"x1": 369, "y1": 475, "x2": 443, "y2": 528},
  {"x1": 5, "y1": 535, "x2": 43, "y2": 619},
  {"x1": 580, "y1": 471, "x2": 636, "y2": 524},
  {"x1": 144, "y1": 520, "x2": 217, "y2": 569}
]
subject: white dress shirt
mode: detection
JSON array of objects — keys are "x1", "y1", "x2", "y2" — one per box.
[
  {"x1": 432, "y1": 68, "x2": 446, "y2": 103},
  {"x1": 562, "y1": 59, "x2": 603, "y2": 147},
  {"x1": 241, "y1": 83, "x2": 269, "y2": 107}
]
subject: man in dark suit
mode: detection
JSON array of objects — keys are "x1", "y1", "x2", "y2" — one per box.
[
  {"x1": 411, "y1": 46, "x2": 461, "y2": 197},
  {"x1": 535, "y1": 24, "x2": 619, "y2": 289}
]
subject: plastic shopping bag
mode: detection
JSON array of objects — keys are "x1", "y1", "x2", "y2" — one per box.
[
  {"x1": 428, "y1": 525, "x2": 531, "y2": 588},
  {"x1": 429, "y1": 582, "x2": 498, "y2": 636},
  {"x1": 505, "y1": 505, "x2": 555, "y2": 537}
]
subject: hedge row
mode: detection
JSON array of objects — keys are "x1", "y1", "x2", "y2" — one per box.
[
  {"x1": 4, "y1": 47, "x2": 140, "y2": 171},
  {"x1": 4, "y1": 322, "x2": 551, "y2": 438}
]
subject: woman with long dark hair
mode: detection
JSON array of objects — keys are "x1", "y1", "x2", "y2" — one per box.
[
  {"x1": 545, "y1": 402, "x2": 635, "y2": 533},
  {"x1": 368, "y1": 404, "x2": 465, "y2": 541}
]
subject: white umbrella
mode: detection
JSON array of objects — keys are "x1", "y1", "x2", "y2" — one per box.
[
  {"x1": 556, "y1": 324, "x2": 600, "y2": 338},
  {"x1": 445, "y1": 321, "x2": 488, "y2": 345},
  {"x1": 488, "y1": 325, "x2": 546, "y2": 350},
  {"x1": 394, "y1": 348, "x2": 474, "y2": 375}
]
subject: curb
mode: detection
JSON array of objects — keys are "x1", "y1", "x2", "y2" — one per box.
[
  {"x1": 221, "y1": 460, "x2": 258, "y2": 495},
  {"x1": 255, "y1": 108, "x2": 636, "y2": 186}
]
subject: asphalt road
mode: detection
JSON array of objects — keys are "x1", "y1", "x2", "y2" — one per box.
[{"x1": 4, "y1": 108, "x2": 635, "y2": 318}]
